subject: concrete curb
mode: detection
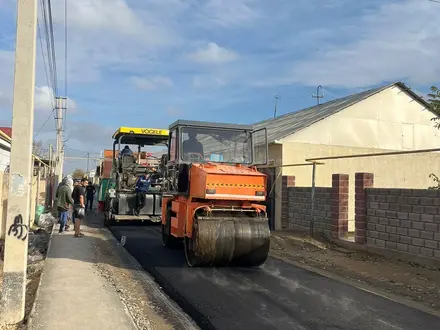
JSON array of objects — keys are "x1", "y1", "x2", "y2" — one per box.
[
  {"x1": 269, "y1": 252, "x2": 440, "y2": 319},
  {"x1": 26, "y1": 223, "x2": 55, "y2": 328},
  {"x1": 100, "y1": 226, "x2": 199, "y2": 330}
]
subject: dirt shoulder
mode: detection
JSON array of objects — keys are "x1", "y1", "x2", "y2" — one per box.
[
  {"x1": 270, "y1": 231, "x2": 440, "y2": 315},
  {"x1": 0, "y1": 227, "x2": 51, "y2": 330},
  {"x1": 84, "y1": 215, "x2": 197, "y2": 330}
]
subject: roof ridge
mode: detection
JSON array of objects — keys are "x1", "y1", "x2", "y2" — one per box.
[
  {"x1": 254, "y1": 82, "x2": 400, "y2": 143},
  {"x1": 256, "y1": 85, "x2": 385, "y2": 125}
]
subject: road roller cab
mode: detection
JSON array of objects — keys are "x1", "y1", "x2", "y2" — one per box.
[{"x1": 161, "y1": 120, "x2": 270, "y2": 267}]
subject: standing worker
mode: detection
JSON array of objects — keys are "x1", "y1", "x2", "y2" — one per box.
[
  {"x1": 72, "y1": 178, "x2": 87, "y2": 237},
  {"x1": 55, "y1": 177, "x2": 74, "y2": 233},
  {"x1": 85, "y1": 181, "x2": 96, "y2": 212},
  {"x1": 71, "y1": 180, "x2": 79, "y2": 226},
  {"x1": 134, "y1": 172, "x2": 151, "y2": 216}
]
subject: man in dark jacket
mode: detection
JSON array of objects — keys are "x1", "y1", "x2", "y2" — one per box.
[
  {"x1": 85, "y1": 181, "x2": 96, "y2": 211},
  {"x1": 183, "y1": 131, "x2": 203, "y2": 159},
  {"x1": 72, "y1": 178, "x2": 87, "y2": 237},
  {"x1": 56, "y1": 178, "x2": 74, "y2": 233}
]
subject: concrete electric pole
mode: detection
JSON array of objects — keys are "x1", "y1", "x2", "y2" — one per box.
[
  {"x1": 0, "y1": 0, "x2": 38, "y2": 324},
  {"x1": 54, "y1": 97, "x2": 65, "y2": 186},
  {"x1": 86, "y1": 152, "x2": 90, "y2": 173}
]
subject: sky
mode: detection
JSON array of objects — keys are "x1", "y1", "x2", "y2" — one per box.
[{"x1": 0, "y1": 0, "x2": 440, "y2": 174}]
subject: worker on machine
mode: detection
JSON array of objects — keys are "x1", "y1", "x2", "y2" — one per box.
[
  {"x1": 134, "y1": 172, "x2": 151, "y2": 215},
  {"x1": 183, "y1": 130, "x2": 204, "y2": 159},
  {"x1": 119, "y1": 145, "x2": 133, "y2": 159}
]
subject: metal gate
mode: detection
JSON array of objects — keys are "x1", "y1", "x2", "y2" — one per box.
[{"x1": 260, "y1": 167, "x2": 276, "y2": 230}]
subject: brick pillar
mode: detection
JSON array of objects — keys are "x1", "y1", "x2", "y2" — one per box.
[
  {"x1": 355, "y1": 173, "x2": 374, "y2": 244},
  {"x1": 281, "y1": 176, "x2": 295, "y2": 229},
  {"x1": 331, "y1": 174, "x2": 349, "y2": 239}
]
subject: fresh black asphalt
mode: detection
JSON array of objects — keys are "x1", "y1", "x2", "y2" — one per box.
[{"x1": 110, "y1": 224, "x2": 440, "y2": 330}]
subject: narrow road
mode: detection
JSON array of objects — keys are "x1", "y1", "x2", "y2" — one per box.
[{"x1": 110, "y1": 224, "x2": 439, "y2": 330}]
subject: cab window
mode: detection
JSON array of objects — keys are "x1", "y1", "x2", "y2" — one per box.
[{"x1": 169, "y1": 129, "x2": 177, "y2": 161}]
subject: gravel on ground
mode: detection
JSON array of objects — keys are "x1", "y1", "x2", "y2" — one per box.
[
  {"x1": 85, "y1": 225, "x2": 177, "y2": 330},
  {"x1": 0, "y1": 226, "x2": 51, "y2": 330}
]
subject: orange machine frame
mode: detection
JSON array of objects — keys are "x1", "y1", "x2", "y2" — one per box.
[{"x1": 162, "y1": 162, "x2": 267, "y2": 239}]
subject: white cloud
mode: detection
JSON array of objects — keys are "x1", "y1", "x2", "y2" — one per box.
[
  {"x1": 130, "y1": 76, "x2": 174, "y2": 91},
  {"x1": 192, "y1": 75, "x2": 226, "y2": 88},
  {"x1": 48, "y1": 0, "x2": 179, "y2": 84},
  {"x1": 188, "y1": 42, "x2": 238, "y2": 64},
  {"x1": 0, "y1": 50, "x2": 14, "y2": 108},
  {"x1": 63, "y1": 0, "x2": 143, "y2": 35},
  {"x1": 200, "y1": 0, "x2": 260, "y2": 27},
  {"x1": 286, "y1": 0, "x2": 440, "y2": 88},
  {"x1": 34, "y1": 86, "x2": 77, "y2": 112},
  {"x1": 165, "y1": 106, "x2": 182, "y2": 115},
  {"x1": 34, "y1": 86, "x2": 55, "y2": 111}
]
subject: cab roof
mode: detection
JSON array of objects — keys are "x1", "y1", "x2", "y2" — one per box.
[
  {"x1": 112, "y1": 127, "x2": 169, "y2": 145},
  {"x1": 169, "y1": 120, "x2": 253, "y2": 131}
]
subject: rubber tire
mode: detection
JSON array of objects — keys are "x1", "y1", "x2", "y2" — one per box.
[
  {"x1": 104, "y1": 199, "x2": 116, "y2": 227},
  {"x1": 162, "y1": 206, "x2": 178, "y2": 248}
]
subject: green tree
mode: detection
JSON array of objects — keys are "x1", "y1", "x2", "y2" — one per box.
[
  {"x1": 427, "y1": 86, "x2": 440, "y2": 128},
  {"x1": 73, "y1": 168, "x2": 86, "y2": 179},
  {"x1": 427, "y1": 86, "x2": 440, "y2": 189}
]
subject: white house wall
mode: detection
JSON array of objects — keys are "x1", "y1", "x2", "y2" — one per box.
[
  {"x1": 281, "y1": 85, "x2": 440, "y2": 149},
  {"x1": 279, "y1": 85, "x2": 440, "y2": 233},
  {"x1": 0, "y1": 138, "x2": 11, "y2": 172}
]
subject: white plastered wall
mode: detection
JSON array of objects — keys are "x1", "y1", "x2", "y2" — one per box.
[{"x1": 279, "y1": 85, "x2": 440, "y2": 232}]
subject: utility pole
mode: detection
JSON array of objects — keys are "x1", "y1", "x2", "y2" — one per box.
[
  {"x1": 1, "y1": 0, "x2": 38, "y2": 324},
  {"x1": 47, "y1": 144, "x2": 53, "y2": 208},
  {"x1": 49, "y1": 144, "x2": 53, "y2": 174},
  {"x1": 312, "y1": 85, "x2": 324, "y2": 105},
  {"x1": 54, "y1": 97, "x2": 65, "y2": 186},
  {"x1": 35, "y1": 165, "x2": 41, "y2": 210},
  {"x1": 273, "y1": 95, "x2": 281, "y2": 118},
  {"x1": 86, "y1": 152, "x2": 90, "y2": 174}
]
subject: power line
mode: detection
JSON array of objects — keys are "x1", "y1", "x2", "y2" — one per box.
[
  {"x1": 35, "y1": 2, "x2": 57, "y2": 140},
  {"x1": 64, "y1": 0, "x2": 68, "y2": 133},
  {"x1": 40, "y1": 0, "x2": 55, "y2": 92},
  {"x1": 34, "y1": 109, "x2": 57, "y2": 139},
  {"x1": 37, "y1": 19, "x2": 55, "y2": 111},
  {"x1": 47, "y1": 0, "x2": 58, "y2": 96},
  {"x1": 65, "y1": 147, "x2": 101, "y2": 154}
]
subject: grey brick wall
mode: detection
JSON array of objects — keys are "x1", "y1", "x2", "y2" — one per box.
[
  {"x1": 288, "y1": 187, "x2": 332, "y2": 236},
  {"x1": 365, "y1": 188, "x2": 440, "y2": 260}
]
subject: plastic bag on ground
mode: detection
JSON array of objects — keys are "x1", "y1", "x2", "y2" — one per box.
[
  {"x1": 35, "y1": 205, "x2": 45, "y2": 223},
  {"x1": 38, "y1": 212, "x2": 58, "y2": 228}
]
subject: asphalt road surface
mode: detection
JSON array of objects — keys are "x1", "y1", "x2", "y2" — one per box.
[{"x1": 110, "y1": 224, "x2": 440, "y2": 330}]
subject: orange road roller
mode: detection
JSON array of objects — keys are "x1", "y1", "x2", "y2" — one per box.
[{"x1": 161, "y1": 120, "x2": 270, "y2": 267}]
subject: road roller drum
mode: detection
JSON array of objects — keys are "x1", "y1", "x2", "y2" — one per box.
[{"x1": 184, "y1": 213, "x2": 270, "y2": 267}]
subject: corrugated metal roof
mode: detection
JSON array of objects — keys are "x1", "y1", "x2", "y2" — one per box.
[
  {"x1": 254, "y1": 82, "x2": 425, "y2": 143},
  {"x1": 0, "y1": 127, "x2": 12, "y2": 142}
]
